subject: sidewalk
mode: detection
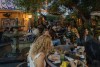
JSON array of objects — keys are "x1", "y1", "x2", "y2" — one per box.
[{"x1": 0, "y1": 62, "x2": 21, "y2": 67}]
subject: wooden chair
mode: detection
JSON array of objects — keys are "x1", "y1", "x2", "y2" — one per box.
[
  {"x1": 20, "y1": 47, "x2": 30, "y2": 61},
  {"x1": 16, "y1": 62, "x2": 28, "y2": 67}
]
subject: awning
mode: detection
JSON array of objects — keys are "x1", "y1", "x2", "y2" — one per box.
[{"x1": 91, "y1": 11, "x2": 100, "y2": 16}]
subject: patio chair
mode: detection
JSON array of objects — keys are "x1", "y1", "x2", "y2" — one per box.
[{"x1": 16, "y1": 62, "x2": 27, "y2": 67}]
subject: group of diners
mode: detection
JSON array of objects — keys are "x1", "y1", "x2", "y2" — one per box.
[{"x1": 26, "y1": 21, "x2": 100, "y2": 67}]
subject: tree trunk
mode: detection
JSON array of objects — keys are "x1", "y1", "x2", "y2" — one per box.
[{"x1": 72, "y1": 6, "x2": 87, "y2": 23}]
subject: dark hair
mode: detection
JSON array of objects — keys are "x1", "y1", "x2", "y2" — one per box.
[
  {"x1": 10, "y1": 27, "x2": 14, "y2": 32},
  {"x1": 49, "y1": 29, "x2": 57, "y2": 40},
  {"x1": 84, "y1": 28, "x2": 90, "y2": 33},
  {"x1": 4, "y1": 27, "x2": 9, "y2": 31}
]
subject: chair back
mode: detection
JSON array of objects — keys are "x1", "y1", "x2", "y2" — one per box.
[
  {"x1": 16, "y1": 62, "x2": 27, "y2": 67},
  {"x1": 0, "y1": 32, "x2": 3, "y2": 41}
]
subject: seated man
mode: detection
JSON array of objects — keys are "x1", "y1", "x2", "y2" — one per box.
[
  {"x1": 54, "y1": 38, "x2": 73, "y2": 51},
  {"x1": 52, "y1": 38, "x2": 61, "y2": 46}
]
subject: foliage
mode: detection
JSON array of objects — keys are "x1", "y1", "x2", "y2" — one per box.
[
  {"x1": 14, "y1": 0, "x2": 100, "y2": 26},
  {"x1": 14, "y1": 0, "x2": 46, "y2": 12},
  {"x1": 45, "y1": 14, "x2": 60, "y2": 21},
  {"x1": 15, "y1": 0, "x2": 100, "y2": 18},
  {"x1": 48, "y1": 0, "x2": 100, "y2": 19}
]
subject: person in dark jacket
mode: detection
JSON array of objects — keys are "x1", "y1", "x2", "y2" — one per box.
[
  {"x1": 76, "y1": 28, "x2": 93, "y2": 46},
  {"x1": 85, "y1": 40, "x2": 100, "y2": 65}
]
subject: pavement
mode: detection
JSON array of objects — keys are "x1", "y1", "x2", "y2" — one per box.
[{"x1": 0, "y1": 62, "x2": 21, "y2": 67}]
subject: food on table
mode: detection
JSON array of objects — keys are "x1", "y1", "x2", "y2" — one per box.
[{"x1": 48, "y1": 54, "x2": 60, "y2": 61}]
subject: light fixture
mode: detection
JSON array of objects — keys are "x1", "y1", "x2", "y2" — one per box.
[
  {"x1": 3, "y1": 12, "x2": 12, "y2": 17},
  {"x1": 28, "y1": 14, "x2": 32, "y2": 18}
]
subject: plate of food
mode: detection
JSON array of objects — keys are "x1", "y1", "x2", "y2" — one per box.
[{"x1": 48, "y1": 54, "x2": 61, "y2": 63}]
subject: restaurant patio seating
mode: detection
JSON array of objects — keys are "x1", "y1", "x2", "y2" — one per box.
[
  {"x1": 0, "y1": 42, "x2": 12, "y2": 58},
  {"x1": 20, "y1": 47, "x2": 30, "y2": 60},
  {"x1": 19, "y1": 34, "x2": 35, "y2": 44}
]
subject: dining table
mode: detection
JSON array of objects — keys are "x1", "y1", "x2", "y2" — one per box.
[{"x1": 46, "y1": 46, "x2": 87, "y2": 67}]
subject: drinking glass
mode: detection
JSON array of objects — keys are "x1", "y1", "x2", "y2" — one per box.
[{"x1": 60, "y1": 54, "x2": 65, "y2": 61}]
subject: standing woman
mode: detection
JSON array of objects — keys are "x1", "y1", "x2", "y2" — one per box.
[
  {"x1": 28, "y1": 32, "x2": 52, "y2": 67},
  {"x1": 76, "y1": 28, "x2": 93, "y2": 46},
  {"x1": 82, "y1": 28, "x2": 93, "y2": 45}
]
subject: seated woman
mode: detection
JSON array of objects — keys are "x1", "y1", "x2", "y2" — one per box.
[
  {"x1": 49, "y1": 28, "x2": 61, "y2": 46},
  {"x1": 27, "y1": 31, "x2": 53, "y2": 67}
]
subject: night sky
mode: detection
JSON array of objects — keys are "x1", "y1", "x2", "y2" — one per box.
[{"x1": 0, "y1": 0, "x2": 16, "y2": 10}]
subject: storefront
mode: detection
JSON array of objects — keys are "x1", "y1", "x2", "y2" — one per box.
[{"x1": 0, "y1": 10, "x2": 32, "y2": 32}]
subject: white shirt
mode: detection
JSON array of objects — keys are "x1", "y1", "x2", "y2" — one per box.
[
  {"x1": 32, "y1": 28, "x2": 39, "y2": 36},
  {"x1": 27, "y1": 53, "x2": 46, "y2": 67}
]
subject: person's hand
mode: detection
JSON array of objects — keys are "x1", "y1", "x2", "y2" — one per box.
[{"x1": 69, "y1": 61, "x2": 77, "y2": 67}]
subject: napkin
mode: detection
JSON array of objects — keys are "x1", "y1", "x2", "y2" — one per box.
[{"x1": 53, "y1": 60, "x2": 61, "y2": 63}]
